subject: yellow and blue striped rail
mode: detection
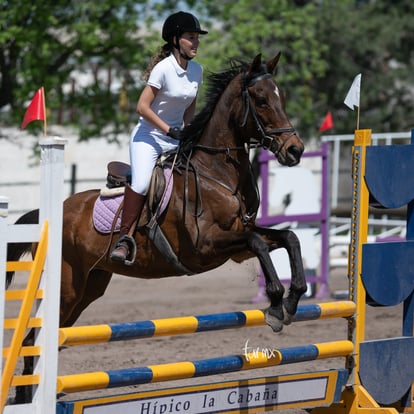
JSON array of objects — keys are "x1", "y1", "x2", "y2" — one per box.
[
  {"x1": 57, "y1": 339, "x2": 353, "y2": 393},
  {"x1": 59, "y1": 301, "x2": 355, "y2": 347}
]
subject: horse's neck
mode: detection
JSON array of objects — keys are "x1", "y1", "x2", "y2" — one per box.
[
  {"x1": 198, "y1": 88, "x2": 245, "y2": 152},
  {"x1": 192, "y1": 77, "x2": 251, "y2": 184}
]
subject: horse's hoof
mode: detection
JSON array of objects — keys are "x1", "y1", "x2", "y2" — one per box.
[
  {"x1": 283, "y1": 309, "x2": 294, "y2": 325},
  {"x1": 282, "y1": 297, "x2": 298, "y2": 325},
  {"x1": 264, "y1": 310, "x2": 284, "y2": 332}
]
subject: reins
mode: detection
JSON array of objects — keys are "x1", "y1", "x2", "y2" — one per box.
[{"x1": 191, "y1": 141, "x2": 262, "y2": 162}]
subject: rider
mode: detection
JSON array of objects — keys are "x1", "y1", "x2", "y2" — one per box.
[{"x1": 110, "y1": 11, "x2": 208, "y2": 263}]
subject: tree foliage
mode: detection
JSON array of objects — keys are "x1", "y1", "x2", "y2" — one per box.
[
  {"x1": 0, "y1": 0, "x2": 155, "y2": 139},
  {"x1": 312, "y1": 0, "x2": 414, "y2": 133},
  {"x1": 198, "y1": 0, "x2": 414, "y2": 135},
  {"x1": 198, "y1": 0, "x2": 327, "y2": 136},
  {"x1": 0, "y1": 0, "x2": 413, "y2": 140}
]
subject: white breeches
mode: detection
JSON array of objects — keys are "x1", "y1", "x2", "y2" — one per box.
[{"x1": 129, "y1": 126, "x2": 178, "y2": 195}]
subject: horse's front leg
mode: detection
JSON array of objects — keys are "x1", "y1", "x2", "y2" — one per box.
[
  {"x1": 254, "y1": 227, "x2": 307, "y2": 325},
  {"x1": 247, "y1": 232, "x2": 286, "y2": 332}
]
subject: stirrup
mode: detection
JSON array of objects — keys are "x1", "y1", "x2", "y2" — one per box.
[{"x1": 112, "y1": 235, "x2": 137, "y2": 266}]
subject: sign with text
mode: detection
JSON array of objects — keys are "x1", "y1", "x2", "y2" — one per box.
[{"x1": 58, "y1": 370, "x2": 348, "y2": 414}]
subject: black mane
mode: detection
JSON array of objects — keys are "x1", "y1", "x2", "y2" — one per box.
[{"x1": 181, "y1": 60, "x2": 250, "y2": 146}]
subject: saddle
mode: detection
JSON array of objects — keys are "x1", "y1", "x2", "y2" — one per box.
[
  {"x1": 106, "y1": 161, "x2": 131, "y2": 188},
  {"x1": 105, "y1": 160, "x2": 167, "y2": 226}
]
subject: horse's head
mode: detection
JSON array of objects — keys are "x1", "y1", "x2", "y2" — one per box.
[{"x1": 239, "y1": 53, "x2": 304, "y2": 166}]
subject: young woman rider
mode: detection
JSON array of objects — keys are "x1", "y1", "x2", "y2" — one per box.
[{"x1": 110, "y1": 11, "x2": 208, "y2": 263}]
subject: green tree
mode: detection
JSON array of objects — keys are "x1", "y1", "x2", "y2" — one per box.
[
  {"x1": 198, "y1": 0, "x2": 328, "y2": 138},
  {"x1": 313, "y1": 0, "x2": 414, "y2": 133},
  {"x1": 198, "y1": 0, "x2": 414, "y2": 135},
  {"x1": 1, "y1": 1, "x2": 412, "y2": 140},
  {"x1": 0, "y1": 0, "x2": 159, "y2": 139}
]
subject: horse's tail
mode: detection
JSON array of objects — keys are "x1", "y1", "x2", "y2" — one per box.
[{"x1": 6, "y1": 209, "x2": 40, "y2": 289}]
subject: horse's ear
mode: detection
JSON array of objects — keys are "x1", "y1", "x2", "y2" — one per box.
[
  {"x1": 267, "y1": 52, "x2": 281, "y2": 74},
  {"x1": 249, "y1": 54, "x2": 262, "y2": 74}
]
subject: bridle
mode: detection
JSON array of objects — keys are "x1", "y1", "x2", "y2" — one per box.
[{"x1": 240, "y1": 72, "x2": 297, "y2": 155}]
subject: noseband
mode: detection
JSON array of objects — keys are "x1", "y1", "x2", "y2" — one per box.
[{"x1": 240, "y1": 72, "x2": 296, "y2": 154}]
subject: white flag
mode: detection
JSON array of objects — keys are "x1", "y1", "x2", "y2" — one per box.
[{"x1": 344, "y1": 73, "x2": 361, "y2": 110}]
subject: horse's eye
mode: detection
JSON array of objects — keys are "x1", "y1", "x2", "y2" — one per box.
[{"x1": 255, "y1": 97, "x2": 268, "y2": 107}]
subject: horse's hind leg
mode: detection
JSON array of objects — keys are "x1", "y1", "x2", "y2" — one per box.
[
  {"x1": 14, "y1": 329, "x2": 35, "y2": 404},
  {"x1": 61, "y1": 268, "x2": 112, "y2": 328}
]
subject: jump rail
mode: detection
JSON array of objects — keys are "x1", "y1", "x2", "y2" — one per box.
[
  {"x1": 57, "y1": 340, "x2": 354, "y2": 394},
  {"x1": 59, "y1": 301, "x2": 355, "y2": 346}
]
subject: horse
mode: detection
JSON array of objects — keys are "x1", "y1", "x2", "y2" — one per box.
[{"x1": 7, "y1": 52, "x2": 306, "y2": 403}]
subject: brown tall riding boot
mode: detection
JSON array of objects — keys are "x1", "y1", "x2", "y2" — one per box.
[{"x1": 110, "y1": 185, "x2": 146, "y2": 263}]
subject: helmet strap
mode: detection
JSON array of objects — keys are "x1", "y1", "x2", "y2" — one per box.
[
  {"x1": 179, "y1": 51, "x2": 193, "y2": 61},
  {"x1": 173, "y1": 35, "x2": 193, "y2": 61}
]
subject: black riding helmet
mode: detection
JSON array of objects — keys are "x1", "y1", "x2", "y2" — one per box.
[{"x1": 162, "y1": 11, "x2": 208, "y2": 44}]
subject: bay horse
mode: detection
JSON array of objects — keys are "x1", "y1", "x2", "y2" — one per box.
[{"x1": 7, "y1": 52, "x2": 306, "y2": 403}]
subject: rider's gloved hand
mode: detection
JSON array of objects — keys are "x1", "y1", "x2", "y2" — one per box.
[{"x1": 167, "y1": 127, "x2": 183, "y2": 141}]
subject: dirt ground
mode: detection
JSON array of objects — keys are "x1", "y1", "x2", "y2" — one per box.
[
  {"x1": 3, "y1": 257, "x2": 404, "y2": 413},
  {"x1": 46, "y1": 259, "x2": 403, "y2": 413}
]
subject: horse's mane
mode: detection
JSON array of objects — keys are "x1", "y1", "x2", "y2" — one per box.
[{"x1": 181, "y1": 60, "x2": 250, "y2": 147}]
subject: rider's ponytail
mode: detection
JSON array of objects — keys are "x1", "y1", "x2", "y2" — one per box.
[{"x1": 142, "y1": 43, "x2": 172, "y2": 82}]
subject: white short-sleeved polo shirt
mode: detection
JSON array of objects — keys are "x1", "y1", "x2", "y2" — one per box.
[{"x1": 136, "y1": 54, "x2": 203, "y2": 141}]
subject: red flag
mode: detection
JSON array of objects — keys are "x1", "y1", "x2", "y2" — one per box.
[
  {"x1": 21, "y1": 87, "x2": 46, "y2": 129},
  {"x1": 319, "y1": 111, "x2": 334, "y2": 132}
]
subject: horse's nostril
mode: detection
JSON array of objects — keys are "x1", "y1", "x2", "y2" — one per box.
[{"x1": 288, "y1": 145, "x2": 303, "y2": 159}]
